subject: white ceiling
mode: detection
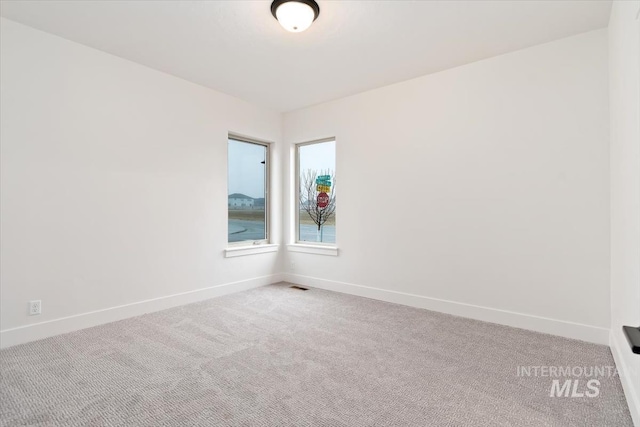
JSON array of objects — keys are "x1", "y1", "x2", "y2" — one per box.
[{"x1": 0, "y1": 0, "x2": 612, "y2": 112}]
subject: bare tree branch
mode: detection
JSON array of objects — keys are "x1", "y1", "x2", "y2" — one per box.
[{"x1": 299, "y1": 169, "x2": 336, "y2": 242}]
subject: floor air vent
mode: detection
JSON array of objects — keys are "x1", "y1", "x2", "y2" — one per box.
[{"x1": 290, "y1": 286, "x2": 309, "y2": 291}]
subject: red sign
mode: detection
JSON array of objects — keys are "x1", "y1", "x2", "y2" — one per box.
[{"x1": 317, "y1": 192, "x2": 329, "y2": 208}]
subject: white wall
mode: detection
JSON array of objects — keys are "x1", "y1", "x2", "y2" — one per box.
[
  {"x1": 0, "y1": 18, "x2": 615, "y2": 352},
  {"x1": 608, "y1": 1, "x2": 640, "y2": 425},
  {"x1": 2, "y1": 11, "x2": 634, "y2": 420},
  {"x1": 0, "y1": 18, "x2": 283, "y2": 347},
  {"x1": 284, "y1": 29, "x2": 611, "y2": 344}
]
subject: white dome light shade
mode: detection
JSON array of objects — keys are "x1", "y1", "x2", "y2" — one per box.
[
  {"x1": 276, "y1": 2, "x2": 314, "y2": 32},
  {"x1": 271, "y1": 0, "x2": 320, "y2": 33}
]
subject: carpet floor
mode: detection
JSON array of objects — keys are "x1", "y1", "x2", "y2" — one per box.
[{"x1": 0, "y1": 283, "x2": 633, "y2": 426}]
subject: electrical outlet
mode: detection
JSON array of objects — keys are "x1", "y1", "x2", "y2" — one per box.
[
  {"x1": 28, "y1": 300, "x2": 41, "y2": 316},
  {"x1": 290, "y1": 261, "x2": 296, "y2": 271}
]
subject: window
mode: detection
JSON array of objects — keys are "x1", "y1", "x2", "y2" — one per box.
[
  {"x1": 296, "y1": 138, "x2": 336, "y2": 244},
  {"x1": 228, "y1": 136, "x2": 269, "y2": 244}
]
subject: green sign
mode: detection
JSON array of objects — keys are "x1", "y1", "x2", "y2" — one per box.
[{"x1": 316, "y1": 176, "x2": 332, "y2": 185}]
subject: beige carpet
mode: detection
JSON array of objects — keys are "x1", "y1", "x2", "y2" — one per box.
[{"x1": 0, "y1": 283, "x2": 633, "y2": 426}]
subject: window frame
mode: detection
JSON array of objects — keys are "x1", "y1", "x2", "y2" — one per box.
[
  {"x1": 295, "y1": 137, "x2": 337, "y2": 247},
  {"x1": 227, "y1": 133, "x2": 271, "y2": 247}
]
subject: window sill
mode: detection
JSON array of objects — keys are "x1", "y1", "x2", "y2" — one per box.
[
  {"x1": 224, "y1": 244, "x2": 279, "y2": 258},
  {"x1": 287, "y1": 244, "x2": 339, "y2": 257}
]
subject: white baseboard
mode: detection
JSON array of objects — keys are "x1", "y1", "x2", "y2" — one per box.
[
  {"x1": 0, "y1": 274, "x2": 284, "y2": 349},
  {"x1": 610, "y1": 330, "x2": 640, "y2": 426},
  {"x1": 284, "y1": 273, "x2": 610, "y2": 345}
]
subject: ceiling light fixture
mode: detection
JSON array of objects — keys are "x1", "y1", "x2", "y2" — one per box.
[{"x1": 271, "y1": 0, "x2": 320, "y2": 33}]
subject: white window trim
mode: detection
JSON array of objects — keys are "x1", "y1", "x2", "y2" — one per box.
[
  {"x1": 287, "y1": 244, "x2": 338, "y2": 257},
  {"x1": 295, "y1": 137, "x2": 337, "y2": 247},
  {"x1": 227, "y1": 133, "x2": 271, "y2": 250},
  {"x1": 225, "y1": 244, "x2": 279, "y2": 258}
]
